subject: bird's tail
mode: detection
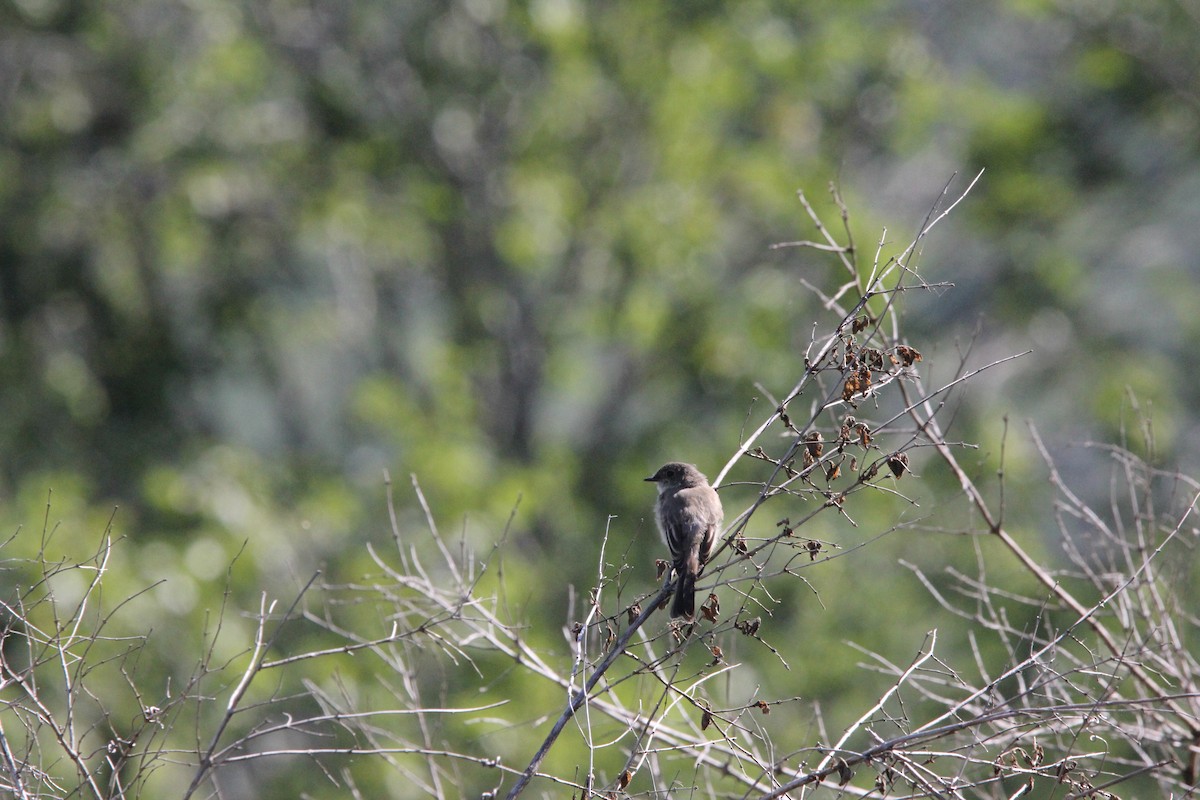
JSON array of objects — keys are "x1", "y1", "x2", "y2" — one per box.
[{"x1": 671, "y1": 569, "x2": 697, "y2": 619}]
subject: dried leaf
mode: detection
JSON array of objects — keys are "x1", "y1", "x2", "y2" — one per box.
[
  {"x1": 895, "y1": 344, "x2": 922, "y2": 366},
  {"x1": 856, "y1": 422, "x2": 872, "y2": 446},
  {"x1": 842, "y1": 374, "x2": 861, "y2": 401},
  {"x1": 702, "y1": 593, "x2": 720, "y2": 621}
]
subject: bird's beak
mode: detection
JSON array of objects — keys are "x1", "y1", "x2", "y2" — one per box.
[{"x1": 644, "y1": 476, "x2": 656, "y2": 482}]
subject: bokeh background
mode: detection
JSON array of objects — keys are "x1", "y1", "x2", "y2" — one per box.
[{"x1": 2, "y1": 0, "x2": 1199, "y2": 796}]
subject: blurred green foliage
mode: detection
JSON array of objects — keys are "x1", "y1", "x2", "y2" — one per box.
[{"x1": 1, "y1": 0, "x2": 1197, "y2": 796}]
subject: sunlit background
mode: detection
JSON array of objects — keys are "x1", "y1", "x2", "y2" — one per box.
[{"x1": 1, "y1": 0, "x2": 1198, "y2": 796}]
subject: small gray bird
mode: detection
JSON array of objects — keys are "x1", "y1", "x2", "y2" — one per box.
[{"x1": 645, "y1": 462, "x2": 723, "y2": 620}]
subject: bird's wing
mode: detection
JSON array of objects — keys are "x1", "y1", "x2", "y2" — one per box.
[{"x1": 676, "y1": 487, "x2": 721, "y2": 562}]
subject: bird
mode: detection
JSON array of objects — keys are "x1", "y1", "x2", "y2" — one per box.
[{"x1": 645, "y1": 462, "x2": 723, "y2": 620}]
